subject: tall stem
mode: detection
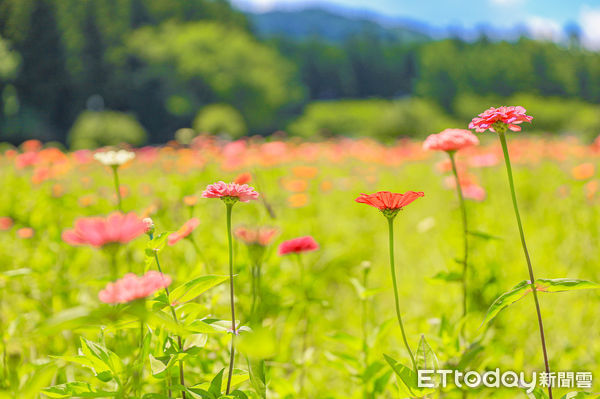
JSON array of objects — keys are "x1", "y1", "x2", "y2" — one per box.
[
  {"x1": 225, "y1": 203, "x2": 236, "y2": 395},
  {"x1": 295, "y1": 254, "x2": 309, "y2": 394},
  {"x1": 386, "y1": 217, "x2": 417, "y2": 371},
  {"x1": 153, "y1": 252, "x2": 186, "y2": 399},
  {"x1": 498, "y1": 131, "x2": 552, "y2": 399},
  {"x1": 111, "y1": 166, "x2": 123, "y2": 212},
  {"x1": 448, "y1": 152, "x2": 469, "y2": 318},
  {"x1": 361, "y1": 267, "x2": 370, "y2": 399}
]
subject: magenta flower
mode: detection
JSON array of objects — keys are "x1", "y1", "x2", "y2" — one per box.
[
  {"x1": 202, "y1": 181, "x2": 259, "y2": 202},
  {"x1": 168, "y1": 218, "x2": 200, "y2": 245},
  {"x1": 99, "y1": 271, "x2": 172, "y2": 304},
  {"x1": 423, "y1": 129, "x2": 479, "y2": 152},
  {"x1": 278, "y1": 236, "x2": 319, "y2": 256},
  {"x1": 62, "y1": 212, "x2": 146, "y2": 247},
  {"x1": 468, "y1": 106, "x2": 533, "y2": 133}
]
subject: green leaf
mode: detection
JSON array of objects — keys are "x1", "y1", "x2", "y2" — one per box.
[
  {"x1": 481, "y1": 280, "x2": 532, "y2": 327},
  {"x1": 430, "y1": 271, "x2": 463, "y2": 283},
  {"x1": 42, "y1": 382, "x2": 118, "y2": 398},
  {"x1": 147, "y1": 232, "x2": 171, "y2": 253},
  {"x1": 483, "y1": 278, "x2": 600, "y2": 327},
  {"x1": 468, "y1": 230, "x2": 502, "y2": 240},
  {"x1": 535, "y1": 278, "x2": 600, "y2": 293},
  {"x1": 383, "y1": 354, "x2": 436, "y2": 398},
  {"x1": 559, "y1": 392, "x2": 600, "y2": 399},
  {"x1": 247, "y1": 357, "x2": 267, "y2": 398},
  {"x1": 169, "y1": 275, "x2": 229, "y2": 304},
  {"x1": 209, "y1": 369, "x2": 225, "y2": 397},
  {"x1": 416, "y1": 335, "x2": 439, "y2": 372},
  {"x1": 79, "y1": 338, "x2": 123, "y2": 380}
]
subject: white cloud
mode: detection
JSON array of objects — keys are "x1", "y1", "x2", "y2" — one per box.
[
  {"x1": 580, "y1": 6, "x2": 600, "y2": 50},
  {"x1": 526, "y1": 16, "x2": 565, "y2": 42}
]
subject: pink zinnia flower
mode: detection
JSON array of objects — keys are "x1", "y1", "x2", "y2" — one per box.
[
  {"x1": 0, "y1": 217, "x2": 13, "y2": 231},
  {"x1": 99, "y1": 271, "x2": 172, "y2": 304},
  {"x1": 62, "y1": 212, "x2": 146, "y2": 248},
  {"x1": 462, "y1": 185, "x2": 486, "y2": 201},
  {"x1": 278, "y1": 236, "x2": 319, "y2": 256},
  {"x1": 235, "y1": 226, "x2": 279, "y2": 246},
  {"x1": 202, "y1": 181, "x2": 259, "y2": 202},
  {"x1": 355, "y1": 191, "x2": 424, "y2": 211},
  {"x1": 468, "y1": 106, "x2": 533, "y2": 133},
  {"x1": 423, "y1": 129, "x2": 479, "y2": 152},
  {"x1": 168, "y1": 218, "x2": 200, "y2": 245}
]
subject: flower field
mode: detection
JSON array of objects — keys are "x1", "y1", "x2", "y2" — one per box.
[{"x1": 1, "y1": 127, "x2": 600, "y2": 398}]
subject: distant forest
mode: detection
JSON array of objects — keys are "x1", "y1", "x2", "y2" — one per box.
[{"x1": 0, "y1": 0, "x2": 599, "y2": 145}]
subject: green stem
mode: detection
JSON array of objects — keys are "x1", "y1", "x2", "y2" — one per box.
[
  {"x1": 111, "y1": 165, "x2": 123, "y2": 212},
  {"x1": 137, "y1": 320, "x2": 144, "y2": 396},
  {"x1": 387, "y1": 217, "x2": 417, "y2": 371},
  {"x1": 225, "y1": 203, "x2": 236, "y2": 395},
  {"x1": 361, "y1": 267, "x2": 370, "y2": 399},
  {"x1": 448, "y1": 152, "x2": 469, "y2": 318},
  {"x1": 153, "y1": 252, "x2": 186, "y2": 399},
  {"x1": 498, "y1": 130, "x2": 552, "y2": 399},
  {"x1": 295, "y1": 254, "x2": 309, "y2": 394}
]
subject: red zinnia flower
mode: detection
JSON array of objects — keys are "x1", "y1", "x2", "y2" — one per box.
[
  {"x1": 202, "y1": 181, "x2": 259, "y2": 202},
  {"x1": 62, "y1": 212, "x2": 146, "y2": 248},
  {"x1": 423, "y1": 129, "x2": 479, "y2": 152},
  {"x1": 468, "y1": 106, "x2": 533, "y2": 133},
  {"x1": 355, "y1": 191, "x2": 424, "y2": 211},
  {"x1": 278, "y1": 236, "x2": 319, "y2": 256},
  {"x1": 235, "y1": 226, "x2": 279, "y2": 246},
  {"x1": 168, "y1": 218, "x2": 200, "y2": 245},
  {"x1": 99, "y1": 271, "x2": 172, "y2": 304}
]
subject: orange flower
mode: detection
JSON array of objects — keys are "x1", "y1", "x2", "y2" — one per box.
[
  {"x1": 288, "y1": 193, "x2": 308, "y2": 207},
  {"x1": 571, "y1": 163, "x2": 595, "y2": 180},
  {"x1": 17, "y1": 227, "x2": 34, "y2": 239},
  {"x1": 292, "y1": 166, "x2": 318, "y2": 179},
  {"x1": 281, "y1": 178, "x2": 308, "y2": 192},
  {"x1": 234, "y1": 172, "x2": 252, "y2": 184},
  {"x1": 183, "y1": 195, "x2": 198, "y2": 206},
  {"x1": 356, "y1": 191, "x2": 424, "y2": 218}
]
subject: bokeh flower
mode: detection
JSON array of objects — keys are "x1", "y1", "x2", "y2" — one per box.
[
  {"x1": 278, "y1": 236, "x2": 319, "y2": 256},
  {"x1": 17, "y1": 227, "x2": 34, "y2": 239},
  {"x1": 62, "y1": 212, "x2": 146, "y2": 247},
  {"x1": 93, "y1": 150, "x2": 135, "y2": 167},
  {"x1": 571, "y1": 163, "x2": 595, "y2": 180},
  {"x1": 99, "y1": 271, "x2": 172, "y2": 304},
  {"x1": 234, "y1": 172, "x2": 252, "y2": 184},
  {"x1": 168, "y1": 218, "x2": 200, "y2": 245},
  {"x1": 423, "y1": 129, "x2": 479, "y2": 152},
  {"x1": 235, "y1": 226, "x2": 279, "y2": 246},
  {"x1": 469, "y1": 106, "x2": 533, "y2": 133},
  {"x1": 202, "y1": 181, "x2": 259, "y2": 203},
  {"x1": 0, "y1": 217, "x2": 13, "y2": 231}
]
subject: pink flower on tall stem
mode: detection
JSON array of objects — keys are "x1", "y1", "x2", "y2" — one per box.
[
  {"x1": 202, "y1": 180, "x2": 259, "y2": 395},
  {"x1": 168, "y1": 218, "x2": 200, "y2": 245},
  {"x1": 468, "y1": 106, "x2": 533, "y2": 133},
  {"x1": 423, "y1": 129, "x2": 479, "y2": 152},
  {"x1": 277, "y1": 236, "x2": 319, "y2": 256},
  {"x1": 202, "y1": 181, "x2": 259, "y2": 202},
  {"x1": 62, "y1": 212, "x2": 146, "y2": 247},
  {"x1": 99, "y1": 271, "x2": 172, "y2": 304}
]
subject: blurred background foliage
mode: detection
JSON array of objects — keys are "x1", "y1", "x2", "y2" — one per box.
[{"x1": 0, "y1": 0, "x2": 600, "y2": 147}]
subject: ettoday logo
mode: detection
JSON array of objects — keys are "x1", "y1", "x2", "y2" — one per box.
[{"x1": 417, "y1": 369, "x2": 593, "y2": 393}]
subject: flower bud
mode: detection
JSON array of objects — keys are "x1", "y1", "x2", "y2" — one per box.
[{"x1": 142, "y1": 217, "x2": 155, "y2": 236}]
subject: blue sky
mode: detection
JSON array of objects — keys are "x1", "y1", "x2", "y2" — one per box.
[{"x1": 233, "y1": 0, "x2": 600, "y2": 48}]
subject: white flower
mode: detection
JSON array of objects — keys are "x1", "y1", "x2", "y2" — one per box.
[{"x1": 93, "y1": 150, "x2": 135, "y2": 166}]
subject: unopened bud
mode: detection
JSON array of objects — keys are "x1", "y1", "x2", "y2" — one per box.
[{"x1": 142, "y1": 218, "x2": 155, "y2": 236}]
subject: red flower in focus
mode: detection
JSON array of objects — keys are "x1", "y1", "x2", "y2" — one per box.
[
  {"x1": 469, "y1": 106, "x2": 533, "y2": 133},
  {"x1": 355, "y1": 191, "x2": 424, "y2": 211},
  {"x1": 202, "y1": 181, "x2": 259, "y2": 202},
  {"x1": 62, "y1": 212, "x2": 146, "y2": 248},
  {"x1": 235, "y1": 226, "x2": 279, "y2": 246},
  {"x1": 168, "y1": 218, "x2": 200, "y2": 245},
  {"x1": 423, "y1": 129, "x2": 479, "y2": 152},
  {"x1": 234, "y1": 172, "x2": 252, "y2": 185},
  {"x1": 278, "y1": 236, "x2": 319, "y2": 256},
  {"x1": 0, "y1": 217, "x2": 13, "y2": 231},
  {"x1": 99, "y1": 271, "x2": 171, "y2": 304}
]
